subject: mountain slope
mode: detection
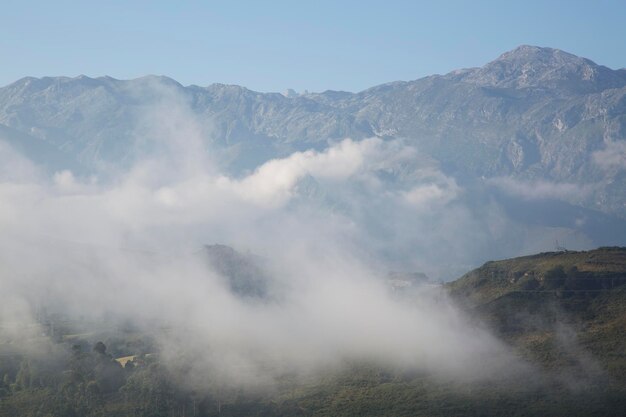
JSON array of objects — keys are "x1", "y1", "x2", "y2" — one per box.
[{"x1": 448, "y1": 247, "x2": 626, "y2": 378}]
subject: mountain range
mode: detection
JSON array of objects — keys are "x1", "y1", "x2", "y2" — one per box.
[{"x1": 1, "y1": 45, "x2": 626, "y2": 273}]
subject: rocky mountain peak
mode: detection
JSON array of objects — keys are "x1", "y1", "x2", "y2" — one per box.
[
  {"x1": 497, "y1": 45, "x2": 578, "y2": 63},
  {"x1": 458, "y1": 45, "x2": 626, "y2": 93}
]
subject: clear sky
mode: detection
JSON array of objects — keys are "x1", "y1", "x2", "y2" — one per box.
[{"x1": 1, "y1": 0, "x2": 625, "y2": 93}]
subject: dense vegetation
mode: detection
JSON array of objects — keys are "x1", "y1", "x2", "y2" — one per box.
[{"x1": 1, "y1": 247, "x2": 625, "y2": 416}]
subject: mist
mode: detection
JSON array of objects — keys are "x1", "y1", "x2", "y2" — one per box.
[{"x1": 0, "y1": 82, "x2": 552, "y2": 390}]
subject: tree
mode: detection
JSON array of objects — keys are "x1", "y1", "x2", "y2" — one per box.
[{"x1": 93, "y1": 341, "x2": 107, "y2": 356}]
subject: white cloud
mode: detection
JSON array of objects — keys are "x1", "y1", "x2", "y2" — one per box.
[
  {"x1": 488, "y1": 177, "x2": 592, "y2": 201},
  {"x1": 403, "y1": 177, "x2": 460, "y2": 209},
  {"x1": 218, "y1": 137, "x2": 407, "y2": 208},
  {"x1": 592, "y1": 140, "x2": 626, "y2": 171}
]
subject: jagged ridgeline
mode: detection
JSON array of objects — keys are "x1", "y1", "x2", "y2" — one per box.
[{"x1": 1, "y1": 247, "x2": 625, "y2": 416}]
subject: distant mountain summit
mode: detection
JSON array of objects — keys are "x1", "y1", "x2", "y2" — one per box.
[{"x1": 457, "y1": 45, "x2": 626, "y2": 93}]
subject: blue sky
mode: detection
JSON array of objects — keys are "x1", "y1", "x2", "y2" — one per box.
[{"x1": 1, "y1": 0, "x2": 625, "y2": 92}]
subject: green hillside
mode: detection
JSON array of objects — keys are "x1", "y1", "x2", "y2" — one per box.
[
  {"x1": 448, "y1": 246, "x2": 626, "y2": 306},
  {"x1": 448, "y1": 247, "x2": 626, "y2": 379}
]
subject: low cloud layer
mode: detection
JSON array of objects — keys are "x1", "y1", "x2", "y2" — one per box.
[{"x1": 0, "y1": 84, "x2": 584, "y2": 388}]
